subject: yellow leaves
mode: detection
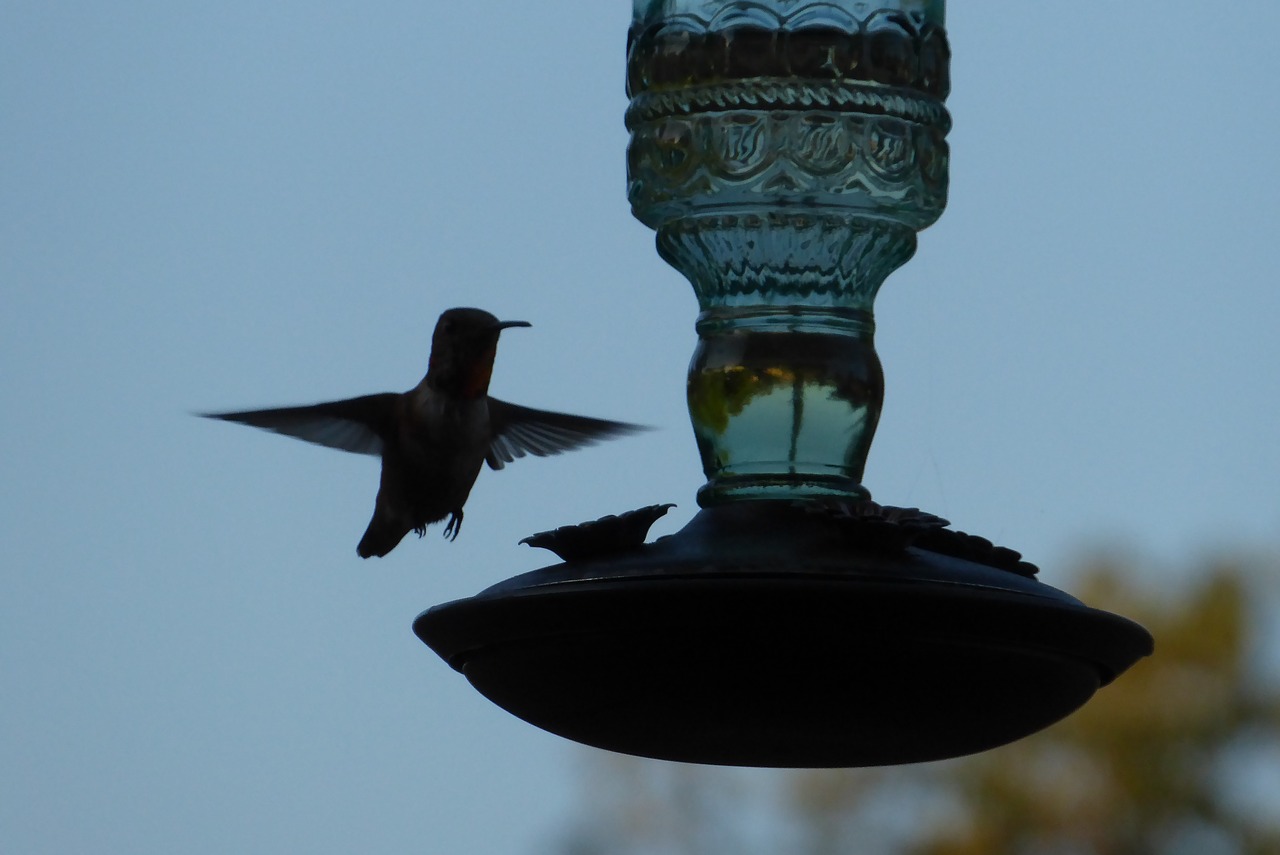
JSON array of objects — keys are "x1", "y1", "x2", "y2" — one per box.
[{"x1": 910, "y1": 560, "x2": 1279, "y2": 855}]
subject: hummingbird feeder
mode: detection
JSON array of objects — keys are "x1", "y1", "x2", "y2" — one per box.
[{"x1": 414, "y1": 0, "x2": 1153, "y2": 767}]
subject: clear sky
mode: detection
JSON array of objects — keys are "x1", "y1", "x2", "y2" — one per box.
[{"x1": 4, "y1": 2, "x2": 1279, "y2": 853}]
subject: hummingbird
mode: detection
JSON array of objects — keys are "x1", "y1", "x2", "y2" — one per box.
[{"x1": 202, "y1": 307, "x2": 646, "y2": 558}]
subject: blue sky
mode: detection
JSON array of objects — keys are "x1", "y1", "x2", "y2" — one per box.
[{"x1": 4, "y1": 2, "x2": 1279, "y2": 853}]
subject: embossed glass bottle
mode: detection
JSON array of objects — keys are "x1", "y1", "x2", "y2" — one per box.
[{"x1": 627, "y1": 0, "x2": 950, "y2": 504}]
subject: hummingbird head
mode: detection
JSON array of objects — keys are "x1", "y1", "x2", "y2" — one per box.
[{"x1": 426, "y1": 308, "x2": 531, "y2": 398}]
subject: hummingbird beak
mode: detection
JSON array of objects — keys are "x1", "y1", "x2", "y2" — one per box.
[{"x1": 492, "y1": 320, "x2": 532, "y2": 331}]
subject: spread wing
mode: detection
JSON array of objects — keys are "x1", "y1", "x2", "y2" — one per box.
[
  {"x1": 485, "y1": 398, "x2": 649, "y2": 470},
  {"x1": 199, "y1": 393, "x2": 399, "y2": 456}
]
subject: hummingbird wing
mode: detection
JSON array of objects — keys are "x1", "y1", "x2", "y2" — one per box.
[
  {"x1": 485, "y1": 398, "x2": 648, "y2": 470},
  {"x1": 200, "y1": 393, "x2": 399, "y2": 456}
]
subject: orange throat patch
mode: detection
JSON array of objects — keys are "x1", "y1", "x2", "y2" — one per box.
[{"x1": 462, "y1": 347, "x2": 497, "y2": 399}]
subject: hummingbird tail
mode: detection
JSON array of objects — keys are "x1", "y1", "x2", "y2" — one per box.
[{"x1": 356, "y1": 519, "x2": 408, "y2": 559}]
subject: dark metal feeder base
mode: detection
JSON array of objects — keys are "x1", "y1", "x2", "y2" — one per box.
[{"x1": 414, "y1": 502, "x2": 1152, "y2": 767}]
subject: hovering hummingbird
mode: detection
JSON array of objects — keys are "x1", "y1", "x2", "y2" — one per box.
[{"x1": 202, "y1": 307, "x2": 646, "y2": 558}]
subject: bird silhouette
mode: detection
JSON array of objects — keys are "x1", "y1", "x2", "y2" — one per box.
[{"x1": 202, "y1": 308, "x2": 646, "y2": 557}]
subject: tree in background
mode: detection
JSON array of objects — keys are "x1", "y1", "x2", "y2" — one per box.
[{"x1": 555, "y1": 553, "x2": 1280, "y2": 855}]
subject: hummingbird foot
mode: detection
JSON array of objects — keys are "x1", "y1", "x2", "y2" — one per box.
[
  {"x1": 443, "y1": 510, "x2": 463, "y2": 541},
  {"x1": 413, "y1": 525, "x2": 428, "y2": 539}
]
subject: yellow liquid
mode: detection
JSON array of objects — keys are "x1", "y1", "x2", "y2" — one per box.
[{"x1": 688, "y1": 326, "x2": 882, "y2": 503}]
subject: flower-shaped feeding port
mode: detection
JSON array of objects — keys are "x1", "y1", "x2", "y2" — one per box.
[
  {"x1": 518, "y1": 504, "x2": 676, "y2": 562},
  {"x1": 414, "y1": 0, "x2": 1152, "y2": 767}
]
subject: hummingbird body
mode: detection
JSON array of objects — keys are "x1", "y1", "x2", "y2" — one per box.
[
  {"x1": 357, "y1": 389, "x2": 489, "y2": 557},
  {"x1": 203, "y1": 308, "x2": 645, "y2": 558}
]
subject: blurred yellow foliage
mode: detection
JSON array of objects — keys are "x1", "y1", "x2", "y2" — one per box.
[{"x1": 915, "y1": 560, "x2": 1279, "y2": 855}]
